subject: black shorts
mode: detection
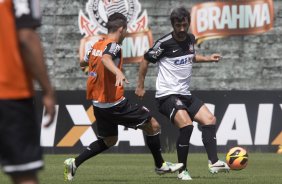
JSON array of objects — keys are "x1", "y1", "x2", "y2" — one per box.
[
  {"x1": 93, "y1": 98, "x2": 152, "y2": 138},
  {"x1": 156, "y1": 94, "x2": 204, "y2": 123},
  {"x1": 0, "y1": 98, "x2": 43, "y2": 175}
]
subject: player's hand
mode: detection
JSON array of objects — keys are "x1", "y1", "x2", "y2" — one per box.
[
  {"x1": 42, "y1": 92, "x2": 56, "y2": 127},
  {"x1": 115, "y1": 70, "x2": 129, "y2": 86},
  {"x1": 135, "y1": 86, "x2": 145, "y2": 99},
  {"x1": 209, "y1": 53, "x2": 222, "y2": 62}
]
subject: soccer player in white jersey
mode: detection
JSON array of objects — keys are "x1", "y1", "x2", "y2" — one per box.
[{"x1": 135, "y1": 7, "x2": 230, "y2": 180}]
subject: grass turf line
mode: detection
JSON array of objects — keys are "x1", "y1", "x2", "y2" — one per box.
[{"x1": 0, "y1": 153, "x2": 281, "y2": 184}]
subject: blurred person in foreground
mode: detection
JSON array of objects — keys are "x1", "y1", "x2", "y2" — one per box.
[
  {"x1": 135, "y1": 7, "x2": 230, "y2": 180},
  {"x1": 63, "y1": 12, "x2": 183, "y2": 181},
  {"x1": 0, "y1": 0, "x2": 56, "y2": 184}
]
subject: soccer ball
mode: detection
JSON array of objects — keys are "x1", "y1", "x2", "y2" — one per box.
[{"x1": 226, "y1": 147, "x2": 248, "y2": 170}]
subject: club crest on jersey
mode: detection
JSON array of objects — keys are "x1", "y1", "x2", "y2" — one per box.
[{"x1": 175, "y1": 99, "x2": 183, "y2": 106}]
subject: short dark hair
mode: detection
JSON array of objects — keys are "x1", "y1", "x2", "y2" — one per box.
[
  {"x1": 170, "y1": 7, "x2": 191, "y2": 25},
  {"x1": 106, "y1": 12, "x2": 127, "y2": 33}
]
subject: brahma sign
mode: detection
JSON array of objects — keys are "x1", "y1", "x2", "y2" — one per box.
[{"x1": 190, "y1": 0, "x2": 274, "y2": 44}]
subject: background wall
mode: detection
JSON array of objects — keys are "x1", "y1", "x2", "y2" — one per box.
[{"x1": 39, "y1": 0, "x2": 282, "y2": 91}]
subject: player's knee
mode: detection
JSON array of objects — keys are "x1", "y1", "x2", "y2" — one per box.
[
  {"x1": 143, "y1": 117, "x2": 160, "y2": 135},
  {"x1": 201, "y1": 114, "x2": 216, "y2": 125},
  {"x1": 12, "y1": 173, "x2": 37, "y2": 184},
  {"x1": 208, "y1": 115, "x2": 216, "y2": 125},
  {"x1": 103, "y1": 136, "x2": 118, "y2": 147},
  {"x1": 149, "y1": 117, "x2": 161, "y2": 133}
]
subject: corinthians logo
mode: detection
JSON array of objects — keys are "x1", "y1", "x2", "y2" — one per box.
[{"x1": 78, "y1": 0, "x2": 153, "y2": 67}]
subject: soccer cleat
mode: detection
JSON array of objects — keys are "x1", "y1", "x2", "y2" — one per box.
[
  {"x1": 177, "y1": 169, "x2": 192, "y2": 180},
  {"x1": 208, "y1": 160, "x2": 230, "y2": 174},
  {"x1": 64, "y1": 158, "x2": 77, "y2": 181},
  {"x1": 155, "y1": 162, "x2": 183, "y2": 175}
]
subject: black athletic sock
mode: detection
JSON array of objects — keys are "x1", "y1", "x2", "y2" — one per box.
[
  {"x1": 177, "y1": 125, "x2": 193, "y2": 172},
  {"x1": 202, "y1": 125, "x2": 219, "y2": 164},
  {"x1": 146, "y1": 133, "x2": 164, "y2": 168},
  {"x1": 75, "y1": 139, "x2": 108, "y2": 167}
]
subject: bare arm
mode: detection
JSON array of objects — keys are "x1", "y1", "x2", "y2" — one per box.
[
  {"x1": 195, "y1": 53, "x2": 221, "y2": 63},
  {"x1": 135, "y1": 58, "x2": 149, "y2": 98},
  {"x1": 102, "y1": 54, "x2": 129, "y2": 86},
  {"x1": 18, "y1": 29, "x2": 56, "y2": 127}
]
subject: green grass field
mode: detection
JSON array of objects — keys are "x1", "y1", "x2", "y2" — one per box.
[{"x1": 0, "y1": 153, "x2": 281, "y2": 184}]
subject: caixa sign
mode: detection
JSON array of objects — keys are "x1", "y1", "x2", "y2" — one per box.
[{"x1": 37, "y1": 91, "x2": 282, "y2": 153}]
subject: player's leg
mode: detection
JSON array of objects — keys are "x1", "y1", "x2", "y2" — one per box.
[
  {"x1": 64, "y1": 106, "x2": 117, "y2": 181},
  {"x1": 173, "y1": 110, "x2": 193, "y2": 180},
  {"x1": 115, "y1": 98, "x2": 183, "y2": 174},
  {"x1": 11, "y1": 173, "x2": 38, "y2": 184},
  {"x1": 73, "y1": 136, "x2": 117, "y2": 167},
  {"x1": 156, "y1": 95, "x2": 193, "y2": 180},
  {"x1": 194, "y1": 103, "x2": 229, "y2": 173},
  {"x1": 140, "y1": 117, "x2": 184, "y2": 174},
  {"x1": 0, "y1": 99, "x2": 43, "y2": 184},
  {"x1": 194, "y1": 105, "x2": 218, "y2": 163},
  {"x1": 140, "y1": 117, "x2": 164, "y2": 169},
  {"x1": 64, "y1": 136, "x2": 117, "y2": 181}
]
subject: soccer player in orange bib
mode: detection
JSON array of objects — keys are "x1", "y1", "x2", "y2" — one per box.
[
  {"x1": 63, "y1": 12, "x2": 183, "y2": 181},
  {"x1": 0, "y1": 0, "x2": 56, "y2": 184}
]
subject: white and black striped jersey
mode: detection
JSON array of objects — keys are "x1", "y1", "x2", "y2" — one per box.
[{"x1": 144, "y1": 32, "x2": 196, "y2": 98}]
